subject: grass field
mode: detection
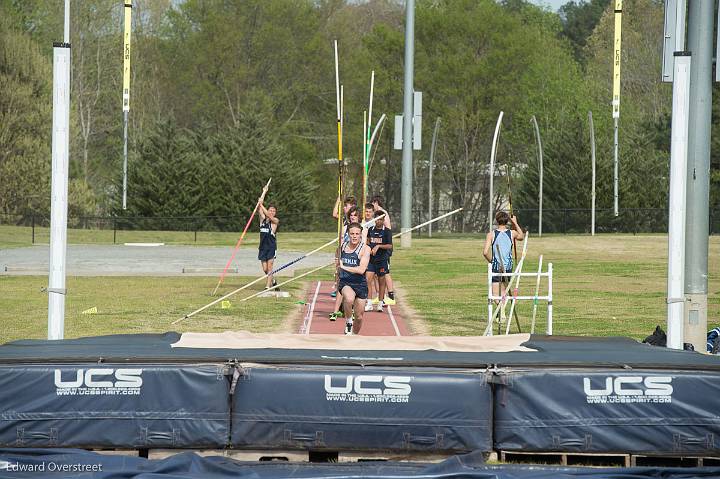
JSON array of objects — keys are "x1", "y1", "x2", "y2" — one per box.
[{"x1": 1, "y1": 225, "x2": 718, "y2": 343}]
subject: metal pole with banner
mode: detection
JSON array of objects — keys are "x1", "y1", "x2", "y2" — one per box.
[
  {"x1": 612, "y1": 0, "x2": 622, "y2": 217},
  {"x1": 122, "y1": 1, "x2": 132, "y2": 210}
]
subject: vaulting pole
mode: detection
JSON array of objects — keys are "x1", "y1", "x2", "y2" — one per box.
[
  {"x1": 505, "y1": 232, "x2": 530, "y2": 335},
  {"x1": 589, "y1": 111, "x2": 596, "y2": 235},
  {"x1": 334, "y1": 42, "x2": 344, "y2": 290},
  {"x1": 367, "y1": 114, "x2": 387, "y2": 175},
  {"x1": 363, "y1": 71, "x2": 375, "y2": 211},
  {"x1": 489, "y1": 111, "x2": 504, "y2": 230},
  {"x1": 505, "y1": 163, "x2": 518, "y2": 264},
  {"x1": 211, "y1": 178, "x2": 271, "y2": 296},
  {"x1": 428, "y1": 118, "x2": 441, "y2": 237},
  {"x1": 530, "y1": 115, "x2": 543, "y2": 236}
]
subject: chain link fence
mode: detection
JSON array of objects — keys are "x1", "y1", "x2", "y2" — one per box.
[{"x1": 1, "y1": 208, "x2": 718, "y2": 244}]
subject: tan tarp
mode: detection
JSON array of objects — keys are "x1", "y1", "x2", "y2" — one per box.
[{"x1": 171, "y1": 331, "x2": 535, "y2": 353}]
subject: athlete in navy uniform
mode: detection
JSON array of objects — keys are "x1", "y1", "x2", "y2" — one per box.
[
  {"x1": 365, "y1": 210, "x2": 393, "y2": 312},
  {"x1": 336, "y1": 222, "x2": 371, "y2": 335},
  {"x1": 371, "y1": 195, "x2": 396, "y2": 305},
  {"x1": 329, "y1": 206, "x2": 365, "y2": 321},
  {"x1": 258, "y1": 199, "x2": 279, "y2": 290},
  {"x1": 483, "y1": 211, "x2": 523, "y2": 299},
  {"x1": 330, "y1": 196, "x2": 357, "y2": 299}
]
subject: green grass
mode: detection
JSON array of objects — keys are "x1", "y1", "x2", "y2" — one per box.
[
  {"x1": 1, "y1": 226, "x2": 718, "y2": 343},
  {"x1": 0, "y1": 224, "x2": 337, "y2": 250},
  {"x1": 0, "y1": 275, "x2": 308, "y2": 343}
]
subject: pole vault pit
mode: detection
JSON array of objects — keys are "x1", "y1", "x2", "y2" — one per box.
[{"x1": 0, "y1": 332, "x2": 718, "y2": 460}]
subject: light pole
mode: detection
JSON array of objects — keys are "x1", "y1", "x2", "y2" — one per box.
[{"x1": 400, "y1": 0, "x2": 415, "y2": 247}]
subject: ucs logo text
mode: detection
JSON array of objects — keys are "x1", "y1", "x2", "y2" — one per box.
[
  {"x1": 54, "y1": 369, "x2": 143, "y2": 389},
  {"x1": 583, "y1": 376, "x2": 673, "y2": 396},
  {"x1": 324, "y1": 375, "x2": 412, "y2": 396}
]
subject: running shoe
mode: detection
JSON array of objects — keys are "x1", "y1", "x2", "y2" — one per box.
[
  {"x1": 376, "y1": 301, "x2": 384, "y2": 312},
  {"x1": 371, "y1": 297, "x2": 380, "y2": 305},
  {"x1": 384, "y1": 293, "x2": 396, "y2": 305},
  {"x1": 364, "y1": 301, "x2": 373, "y2": 312},
  {"x1": 328, "y1": 311, "x2": 342, "y2": 321},
  {"x1": 345, "y1": 322, "x2": 353, "y2": 335},
  {"x1": 330, "y1": 290, "x2": 337, "y2": 298}
]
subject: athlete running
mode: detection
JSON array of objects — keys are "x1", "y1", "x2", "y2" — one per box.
[{"x1": 336, "y1": 222, "x2": 371, "y2": 335}]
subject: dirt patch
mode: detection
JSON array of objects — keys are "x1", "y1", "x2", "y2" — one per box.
[
  {"x1": 280, "y1": 283, "x2": 310, "y2": 334},
  {"x1": 390, "y1": 282, "x2": 429, "y2": 336}
]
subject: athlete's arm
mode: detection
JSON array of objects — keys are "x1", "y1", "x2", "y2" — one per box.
[
  {"x1": 483, "y1": 231, "x2": 493, "y2": 263},
  {"x1": 339, "y1": 246, "x2": 371, "y2": 275},
  {"x1": 374, "y1": 230, "x2": 392, "y2": 252},
  {"x1": 379, "y1": 208, "x2": 391, "y2": 229},
  {"x1": 510, "y1": 215, "x2": 524, "y2": 241},
  {"x1": 258, "y1": 202, "x2": 267, "y2": 221},
  {"x1": 332, "y1": 196, "x2": 341, "y2": 219}
]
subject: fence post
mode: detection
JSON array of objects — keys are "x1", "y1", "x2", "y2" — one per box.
[
  {"x1": 113, "y1": 218, "x2": 117, "y2": 244},
  {"x1": 31, "y1": 214, "x2": 35, "y2": 244},
  {"x1": 562, "y1": 209, "x2": 567, "y2": 234}
]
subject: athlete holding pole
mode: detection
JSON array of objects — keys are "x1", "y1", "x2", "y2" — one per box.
[
  {"x1": 258, "y1": 191, "x2": 279, "y2": 290},
  {"x1": 211, "y1": 178, "x2": 271, "y2": 296}
]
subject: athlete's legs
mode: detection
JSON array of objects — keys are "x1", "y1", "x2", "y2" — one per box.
[
  {"x1": 333, "y1": 290, "x2": 343, "y2": 313},
  {"x1": 385, "y1": 274, "x2": 394, "y2": 294},
  {"x1": 378, "y1": 275, "x2": 387, "y2": 305},
  {"x1": 352, "y1": 295, "x2": 366, "y2": 334},
  {"x1": 339, "y1": 285, "x2": 355, "y2": 334},
  {"x1": 265, "y1": 258, "x2": 274, "y2": 288},
  {"x1": 365, "y1": 271, "x2": 376, "y2": 310}
]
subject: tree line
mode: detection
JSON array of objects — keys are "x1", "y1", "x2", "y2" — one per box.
[{"x1": 1, "y1": 0, "x2": 718, "y2": 231}]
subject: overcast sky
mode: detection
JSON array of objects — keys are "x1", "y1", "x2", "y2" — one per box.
[{"x1": 530, "y1": 0, "x2": 569, "y2": 12}]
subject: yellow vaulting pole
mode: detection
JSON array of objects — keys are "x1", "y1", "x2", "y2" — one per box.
[
  {"x1": 612, "y1": 0, "x2": 622, "y2": 216},
  {"x1": 334, "y1": 41, "x2": 344, "y2": 290},
  {"x1": 122, "y1": 1, "x2": 133, "y2": 210}
]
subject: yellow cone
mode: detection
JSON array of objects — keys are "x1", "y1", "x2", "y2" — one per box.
[
  {"x1": 221, "y1": 300, "x2": 232, "y2": 309},
  {"x1": 81, "y1": 306, "x2": 98, "y2": 315}
]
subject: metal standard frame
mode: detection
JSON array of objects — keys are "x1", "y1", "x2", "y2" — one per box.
[{"x1": 486, "y1": 263, "x2": 553, "y2": 335}]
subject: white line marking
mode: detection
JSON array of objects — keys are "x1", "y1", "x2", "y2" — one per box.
[
  {"x1": 301, "y1": 281, "x2": 322, "y2": 334},
  {"x1": 387, "y1": 305, "x2": 401, "y2": 336}
]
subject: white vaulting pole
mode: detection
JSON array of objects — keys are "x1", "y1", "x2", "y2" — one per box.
[
  {"x1": 489, "y1": 111, "x2": 504, "y2": 230},
  {"x1": 505, "y1": 232, "x2": 530, "y2": 335},
  {"x1": 48, "y1": 4, "x2": 72, "y2": 340},
  {"x1": 589, "y1": 111, "x2": 597, "y2": 235},
  {"x1": 667, "y1": 52, "x2": 691, "y2": 350},
  {"x1": 122, "y1": 1, "x2": 133, "y2": 210},
  {"x1": 530, "y1": 115, "x2": 543, "y2": 236}
]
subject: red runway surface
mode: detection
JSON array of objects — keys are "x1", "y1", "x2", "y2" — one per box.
[{"x1": 298, "y1": 281, "x2": 410, "y2": 336}]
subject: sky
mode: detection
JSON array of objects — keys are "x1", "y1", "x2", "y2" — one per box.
[{"x1": 530, "y1": 0, "x2": 569, "y2": 12}]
